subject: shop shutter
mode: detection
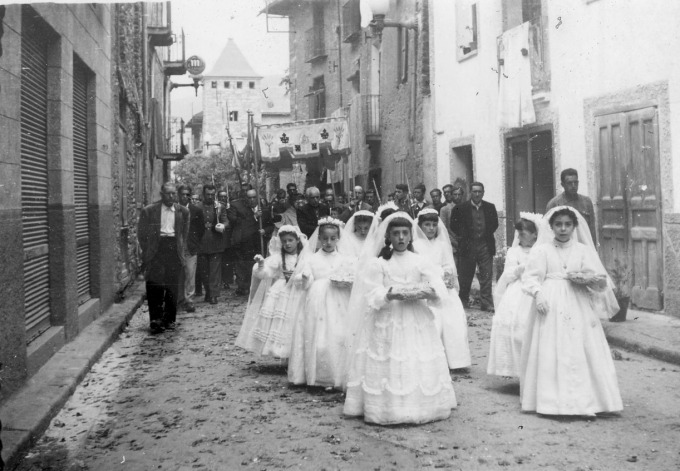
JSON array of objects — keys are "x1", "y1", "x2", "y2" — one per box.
[
  {"x1": 73, "y1": 58, "x2": 91, "y2": 304},
  {"x1": 20, "y1": 12, "x2": 51, "y2": 340}
]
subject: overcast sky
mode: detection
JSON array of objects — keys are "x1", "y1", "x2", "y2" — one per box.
[{"x1": 170, "y1": 0, "x2": 290, "y2": 120}]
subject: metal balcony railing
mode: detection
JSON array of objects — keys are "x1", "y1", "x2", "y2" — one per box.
[
  {"x1": 342, "y1": 0, "x2": 362, "y2": 43},
  {"x1": 363, "y1": 94, "x2": 381, "y2": 139},
  {"x1": 163, "y1": 30, "x2": 186, "y2": 76},
  {"x1": 305, "y1": 25, "x2": 326, "y2": 62}
]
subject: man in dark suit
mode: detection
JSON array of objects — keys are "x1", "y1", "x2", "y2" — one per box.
[
  {"x1": 228, "y1": 189, "x2": 275, "y2": 296},
  {"x1": 196, "y1": 184, "x2": 228, "y2": 304},
  {"x1": 177, "y1": 185, "x2": 204, "y2": 313},
  {"x1": 340, "y1": 185, "x2": 374, "y2": 222},
  {"x1": 138, "y1": 182, "x2": 190, "y2": 333},
  {"x1": 450, "y1": 182, "x2": 499, "y2": 312},
  {"x1": 296, "y1": 186, "x2": 329, "y2": 238}
]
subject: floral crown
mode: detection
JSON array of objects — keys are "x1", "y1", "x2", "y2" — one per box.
[
  {"x1": 417, "y1": 208, "x2": 439, "y2": 217},
  {"x1": 317, "y1": 217, "x2": 345, "y2": 229},
  {"x1": 518, "y1": 211, "x2": 543, "y2": 225},
  {"x1": 353, "y1": 210, "x2": 375, "y2": 218},
  {"x1": 278, "y1": 225, "x2": 302, "y2": 238},
  {"x1": 375, "y1": 201, "x2": 398, "y2": 218}
]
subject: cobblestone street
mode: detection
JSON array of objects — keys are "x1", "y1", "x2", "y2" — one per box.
[{"x1": 15, "y1": 295, "x2": 680, "y2": 471}]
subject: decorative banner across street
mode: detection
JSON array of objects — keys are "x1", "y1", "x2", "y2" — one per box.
[{"x1": 257, "y1": 116, "x2": 351, "y2": 162}]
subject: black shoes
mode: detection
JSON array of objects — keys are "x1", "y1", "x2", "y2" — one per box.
[
  {"x1": 234, "y1": 289, "x2": 248, "y2": 297},
  {"x1": 149, "y1": 320, "x2": 165, "y2": 334},
  {"x1": 164, "y1": 321, "x2": 177, "y2": 331},
  {"x1": 184, "y1": 302, "x2": 196, "y2": 313},
  {"x1": 209, "y1": 297, "x2": 218, "y2": 305}
]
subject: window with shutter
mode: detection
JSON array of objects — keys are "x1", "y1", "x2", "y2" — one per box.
[
  {"x1": 21, "y1": 9, "x2": 51, "y2": 340},
  {"x1": 73, "y1": 56, "x2": 91, "y2": 304}
]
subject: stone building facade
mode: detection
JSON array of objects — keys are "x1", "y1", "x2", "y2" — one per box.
[
  {"x1": 265, "y1": 0, "x2": 431, "y2": 196},
  {"x1": 429, "y1": 0, "x2": 680, "y2": 316},
  {"x1": 0, "y1": 2, "x2": 183, "y2": 396},
  {"x1": 201, "y1": 39, "x2": 263, "y2": 153}
]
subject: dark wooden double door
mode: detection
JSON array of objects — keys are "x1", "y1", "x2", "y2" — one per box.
[{"x1": 596, "y1": 107, "x2": 663, "y2": 310}]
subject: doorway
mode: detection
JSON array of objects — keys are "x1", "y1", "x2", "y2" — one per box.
[
  {"x1": 595, "y1": 107, "x2": 663, "y2": 310},
  {"x1": 505, "y1": 130, "x2": 554, "y2": 241}
]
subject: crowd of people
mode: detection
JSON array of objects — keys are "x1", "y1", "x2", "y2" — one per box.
[{"x1": 137, "y1": 168, "x2": 622, "y2": 424}]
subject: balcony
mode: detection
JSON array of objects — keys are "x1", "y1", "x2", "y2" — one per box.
[
  {"x1": 147, "y1": 1, "x2": 173, "y2": 47},
  {"x1": 305, "y1": 25, "x2": 327, "y2": 63},
  {"x1": 342, "y1": 0, "x2": 362, "y2": 43},
  {"x1": 363, "y1": 94, "x2": 380, "y2": 140},
  {"x1": 163, "y1": 30, "x2": 186, "y2": 76}
]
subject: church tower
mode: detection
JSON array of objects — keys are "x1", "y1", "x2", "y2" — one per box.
[{"x1": 201, "y1": 38, "x2": 262, "y2": 152}]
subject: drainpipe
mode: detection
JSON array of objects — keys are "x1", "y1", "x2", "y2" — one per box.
[{"x1": 141, "y1": 3, "x2": 149, "y2": 204}]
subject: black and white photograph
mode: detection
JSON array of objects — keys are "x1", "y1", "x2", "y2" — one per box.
[{"x1": 1, "y1": 0, "x2": 679, "y2": 469}]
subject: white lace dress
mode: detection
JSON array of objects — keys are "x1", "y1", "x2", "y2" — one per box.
[
  {"x1": 287, "y1": 250, "x2": 353, "y2": 388},
  {"x1": 520, "y1": 240, "x2": 623, "y2": 415},
  {"x1": 414, "y1": 239, "x2": 471, "y2": 369},
  {"x1": 487, "y1": 246, "x2": 532, "y2": 377},
  {"x1": 343, "y1": 250, "x2": 457, "y2": 424},
  {"x1": 235, "y1": 253, "x2": 299, "y2": 358}
]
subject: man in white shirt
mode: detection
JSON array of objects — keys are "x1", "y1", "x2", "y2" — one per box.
[{"x1": 138, "y1": 182, "x2": 190, "y2": 333}]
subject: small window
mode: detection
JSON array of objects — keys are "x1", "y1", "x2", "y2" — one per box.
[
  {"x1": 224, "y1": 81, "x2": 230, "y2": 88},
  {"x1": 249, "y1": 81, "x2": 255, "y2": 89},
  {"x1": 211, "y1": 81, "x2": 217, "y2": 88},
  {"x1": 229, "y1": 111, "x2": 238, "y2": 122},
  {"x1": 237, "y1": 81, "x2": 243, "y2": 89},
  {"x1": 456, "y1": 0, "x2": 478, "y2": 61}
]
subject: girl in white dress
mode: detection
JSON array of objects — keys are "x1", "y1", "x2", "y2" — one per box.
[
  {"x1": 342, "y1": 210, "x2": 376, "y2": 259},
  {"x1": 344, "y1": 213, "x2": 457, "y2": 425},
  {"x1": 413, "y1": 209, "x2": 471, "y2": 370},
  {"x1": 520, "y1": 207, "x2": 623, "y2": 416},
  {"x1": 487, "y1": 214, "x2": 539, "y2": 377},
  {"x1": 235, "y1": 225, "x2": 306, "y2": 359},
  {"x1": 287, "y1": 217, "x2": 354, "y2": 389}
]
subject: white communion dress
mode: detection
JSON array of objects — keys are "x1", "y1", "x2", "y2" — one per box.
[
  {"x1": 343, "y1": 250, "x2": 457, "y2": 425},
  {"x1": 235, "y1": 252, "x2": 299, "y2": 358},
  {"x1": 487, "y1": 245, "x2": 532, "y2": 377},
  {"x1": 519, "y1": 239, "x2": 623, "y2": 415},
  {"x1": 414, "y1": 237, "x2": 471, "y2": 370},
  {"x1": 287, "y1": 249, "x2": 353, "y2": 388}
]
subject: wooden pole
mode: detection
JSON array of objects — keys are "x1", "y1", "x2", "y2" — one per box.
[{"x1": 248, "y1": 111, "x2": 265, "y2": 256}]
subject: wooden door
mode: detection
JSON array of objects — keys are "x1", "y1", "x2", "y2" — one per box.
[
  {"x1": 595, "y1": 107, "x2": 663, "y2": 310},
  {"x1": 505, "y1": 131, "x2": 554, "y2": 242}
]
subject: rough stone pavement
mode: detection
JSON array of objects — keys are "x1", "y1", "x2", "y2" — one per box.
[{"x1": 12, "y1": 295, "x2": 680, "y2": 471}]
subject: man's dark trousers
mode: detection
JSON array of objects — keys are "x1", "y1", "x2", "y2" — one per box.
[
  {"x1": 145, "y1": 237, "x2": 182, "y2": 324},
  {"x1": 236, "y1": 240, "x2": 259, "y2": 292},
  {"x1": 458, "y1": 240, "x2": 494, "y2": 310},
  {"x1": 198, "y1": 253, "x2": 222, "y2": 299}
]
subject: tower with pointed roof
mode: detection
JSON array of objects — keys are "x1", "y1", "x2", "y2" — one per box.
[{"x1": 202, "y1": 38, "x2": 263, "y2": 153}]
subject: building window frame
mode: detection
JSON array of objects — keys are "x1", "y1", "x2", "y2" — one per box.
[
  {"x1": 224, "y1": 81, "x2": 230, "y2": 88},
  {"x1": 456, "y1": 0, "x2": 479, "y2": 62},
  {"x1": 237, "y1": 81, "x2": 243, "y2": 89},
  {"x1": 397, "y1": 26, "x2": 409, "y2": 83},
  {"x1": 229, "y1": 111, "x2": 238, "y2": 122},
  {"x1": 211, "y1": 81, "x2": 217, "y2": 88},
  {"x1": 249, "y1": 81, "x2": 255, "y2": 89}
]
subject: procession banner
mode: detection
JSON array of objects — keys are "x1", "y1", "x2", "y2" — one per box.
[{"x1": 256, "y1": 116, "x2": 351, "y2": 162}]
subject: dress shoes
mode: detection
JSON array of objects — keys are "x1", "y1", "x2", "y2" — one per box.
[
  {"x1": 209, "y1": 297, "x2": 218, "y2": 305},
  {"x1": 163, "y1": 321, "x2": 177, "y2": 331},
  {"x1": 149, "y1": 320, "x2": 165, "y2": 334},
  {"x1": 184, "y1": 302, "x2": 196, "y2": 313}
]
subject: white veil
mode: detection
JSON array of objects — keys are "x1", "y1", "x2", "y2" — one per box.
[
  {"x1": 340, "y1": 211, "x2": 428, "y2": 386},
  {"x1": 412, "y1": 208, "x2": 456, "y2": 274},
  {"x1": 342, "y1": 210, "x2": 378, "y2": 258},
  {"x1": 537, "y1": 206, "x2": 619, "y2": 318},
  {"x1": 494, "y1": 211, "x2": 543, "y2": 305}
]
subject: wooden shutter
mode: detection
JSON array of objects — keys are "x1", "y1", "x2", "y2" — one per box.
[
  {"x1": 21, "y1": 11, "x2": 51, "y2": 339},
  {"x1": 73, "y1": 58, "x2": 91, "y2": 304}
]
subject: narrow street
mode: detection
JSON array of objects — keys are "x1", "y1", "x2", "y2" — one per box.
[{"x1": 15, "y1": 295, "x2": 680, "y2": 471}]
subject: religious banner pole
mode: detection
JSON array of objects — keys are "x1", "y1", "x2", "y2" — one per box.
[{"x1": 248, "y1": 110, "x2": 265, "y2": 256}]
